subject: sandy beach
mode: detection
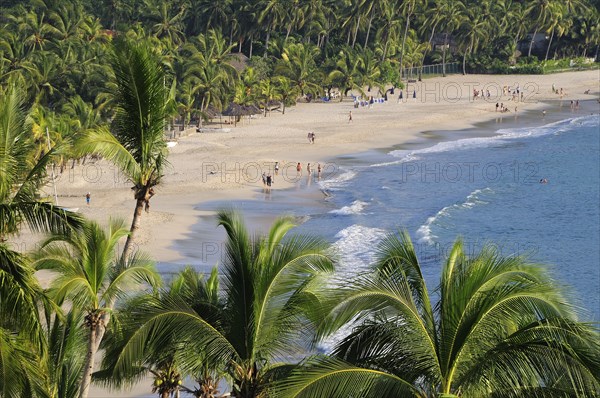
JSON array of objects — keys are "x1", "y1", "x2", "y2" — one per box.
[
  {"x1": 31, "y1": 71, "x2": 597, "y2": 264},
  {"x1": 20, "y1": 70, "x2": 598, "y2": 397}
]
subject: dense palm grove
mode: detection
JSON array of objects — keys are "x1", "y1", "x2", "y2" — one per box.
[
  {"x1": 1, "y1": 0, "x2": 600, "y2": 126},
  {"x1": 1, "y1": 1, "x2": 600, "y2": 398}
]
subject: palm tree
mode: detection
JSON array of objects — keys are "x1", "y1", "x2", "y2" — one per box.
[
  {"x1": 0, "y1": 82, "x2": 82, "y2": 241},
  {"x1": 98, "y1": 266, "x2": 222, "y2": 398},
  {"x1": 276, "y1": 43, "x2": 322, "y2": 96},
  {"x1": 98, "y1": 210, "x2": 334, "y2": 398},
  {"x1": 77, "y1": 39, "x2": 170, "y2": 261},
  {"x1": 0, "y1": 244, "x2": 49, "y2": 397},
  {"x1": 34, "y1": 219, "x2": 161, "y2": 398},
  {"x1": 327, "y1": 48, "x2": 363, "y2": 100},
  {"x1": 274, "y1": 76, "x2": 298, "y2": 114},
  {"x1": 274, "y1": 232, "x2": 600, "y2": 397},
  {"x1": 0, "y1": 81, "x2": 83, "y2": 398}
]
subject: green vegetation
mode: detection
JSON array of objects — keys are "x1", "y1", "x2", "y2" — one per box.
[{"x1": 1, "y1": 0, "x2": 599, "y2": 128}]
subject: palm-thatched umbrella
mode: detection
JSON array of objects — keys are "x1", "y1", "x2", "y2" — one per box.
[{"x1": 222, "y1": 103, "x2": 244, "y2": 126}]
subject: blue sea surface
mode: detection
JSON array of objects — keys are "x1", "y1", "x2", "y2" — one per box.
[
  {"x1": 182, "y1": 111, "x2": 600, "y2": 322},
  {"x1": 292, "y1": 113, "x2": 600, "y2": 320}
]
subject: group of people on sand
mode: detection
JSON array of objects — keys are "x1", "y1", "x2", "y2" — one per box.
[
  {"x1": 495, "y1": 102, "x2": 516, "y2": 113},
  {"x1": 296, "y1": 162, "x2": 322, "y2": 179}
]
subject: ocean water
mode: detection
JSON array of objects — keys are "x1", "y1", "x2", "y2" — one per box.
[
  {"x1": 293, "y1": 112, "x2": 600, "y2": 320},
  {"x1": 180, "y1": 108, "x2": 600, "y2": 321}
]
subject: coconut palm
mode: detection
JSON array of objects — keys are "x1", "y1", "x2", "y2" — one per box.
[
  {"x1": 328, "y1": 48, "x2": 363, "y2": 99},
  {"x1": 274, "y1": 232, "x2": 600, "y2": 397},
  {"x1": 276, "y1": 43, "x2": 322, "y2": 96},
  {"x1": 0, "y1": 244, "x2": 49, "y2": 398},
  {"x1": 34, "y1": 218, "x2": 161, "y2": 398},
  {"x1": 77, "y1": 38, "x2": 170, "y2": 261},
  {"x1": 0, "y1": 80, "x2": 84, "y2": 397},
  {"x1": 98, "y1": 266, "x2": 222, "y2": 398},
  {"x1": 98, "y1": 210, "x2": 334, "y2": 398},
  {"x1": 0, "y1": 82, "x2": 82, "y2": 242}
]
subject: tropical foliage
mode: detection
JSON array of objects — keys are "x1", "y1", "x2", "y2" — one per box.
[
  {"x1": 97, "y1": 210, "x2": 334, "y2": 398},
  {"x1": 34, "y1": 219, "x2": 161, "y2": 398},
  {"x1": 274, "y1": 232, "x2": 600, "y2": 397}
]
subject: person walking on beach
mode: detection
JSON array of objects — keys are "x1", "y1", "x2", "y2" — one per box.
[
  {"x1": 307, "y1": 163, "x2": 311, "y2": 175},
  {"x1": 296, "y1": 162, "x2": 302, "y2": 176},
  {"x1": 266, "y1": 174, "x2": 272, "y2": 189},
  {"x1": 348, "y1": 111, "x2": 353, "y2": 122},
  {"x1": 274, "y1": 162, "x2": 279, "y2": 175},
  {"x1": 85, "y1": 192, "x2": 91, "y2": 205},
  {"x1": 317, "y1": 163, "x2": 322, "y2": 179},
  {"x1": 262, "y1": 172, "x2": 267, "y2": 186},
  {"x1": 311, "y1": 132, "x2": 315, "y2": 144},
  {"x1": 307, "y1": 132, "x2": 313, "y2": 143}
]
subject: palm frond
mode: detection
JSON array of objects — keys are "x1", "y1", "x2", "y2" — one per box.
[{"x1": 270, "y1": 356, "x2": 420, "y2": 398}]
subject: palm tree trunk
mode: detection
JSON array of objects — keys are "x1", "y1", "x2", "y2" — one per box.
[
  {"x1": 265, "y1": 28, "x2": 271, "y2": 52},
  {"x1": 199, "y1": 97, "x2": 206, "y2": 128},
  {"x1": 513, "y1": 26, "x2": 522, "y2": 51},
  {"x1": 80, "y1": 319, "x2": 107, "y2": 398},
  {"x1": 352, "y1": 15, "x2": 361, "y2": 48},
  {"x1": 422, "y1": 24, "x2": 437, "y2": 74},
  {"x1": 122, "y1": 198, "x2": 145, "y2": 261},
  {"x1": 462, "y1": 47, "x2": 468, "y2": 75},
  {"x1": 382, "y1": 32, "x2": 390, "y2": 61},
  {"x1": 79, "y1": 326, "x2": 97, "y2": 398},
  {"x1": 528, "y1": 26, "x2": 539, "y2": 57},
  {"x1": 545, "y1": 29, "x2": 554, "y2": 61},
  {"x1": 364, "y1": 14, "x2": 373, "y2": 48},
  {"x1": 249, "y1": 37, "x2": 253, "y2": 58},
  {"x1": 443, "y1": 32, "x2": 448, "y2": 76},
  {"x1": 399, "y1": 10, "x2": 412, "y2": 79},
  {"x1": 282, "y1": 101, "x2": 286, "y2": 114}
]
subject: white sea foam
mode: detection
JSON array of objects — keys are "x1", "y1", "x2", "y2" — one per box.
[
  {"x1": 374, "y1": 116, "x2": 598, "y2": 167},
  {"x1": 416, "y1": 188, "x2": 494, "y2": 245},
  {"x1": 329, "y1": 200, "x2": 368, "y2": 215},
  {"x1": 331, "y1": 224, "x2": 387, "y2": 274},
  {"x1": 318, "y1": 169, "x2": 357, "y2": 191}
]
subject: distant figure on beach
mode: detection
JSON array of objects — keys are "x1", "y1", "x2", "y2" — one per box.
[
  {"x1": 542, "y1": 110, "x2": 547, "y2": 117},
  {"x1": 274, "y1": 162, "x2": 279, "y2": 175},
  {"x1": 311, "y1": 132, "x2": 316, "y2": 144},
  {"x1": 262, "y1": 172, "x2": 267, "y2": 186},
  {"x1": 296, "y1": 162, "x2": 302, "y2": 176},
  {"x1": 348, "y1": 111, "x2": 353, "y2": 122},
  {"x1": 495, "y1": 103, "x2": 499, "y2": 112},
  {"x1": 85, "y1": 192, "x2": 91, "y2": 205},
  {"x1": 398, "y1": 90, "x2": 403, "y2": 103},
  {"x1": 307, "y1": 132, "x2": 312, "y2": 143},
  {"x1": 307, "y1": 163, "x2": 311, "y2": 175},
  {"x1": 575, "y1": 100, "x2": 579, "y2": 110},
  {"x1": 413, "y1": 89, "x2": 416, "y2": 99},
  {"x1": 266, "y1": 174, "x2": 272, "y2": 188},
  {"x1": 552, "y1": 83, "x2": 556, "y2": 93},
  {"x1": 317, "y1": 163, "x2": 322, "y2": 179}
]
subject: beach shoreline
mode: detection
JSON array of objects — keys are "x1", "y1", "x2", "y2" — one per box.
[
  {"x1": 29, "y1": 71, "x2": 598, "y2": 268},
  {"x1": 21, "y1": 70, "x2": 597, "y2": 397}
]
